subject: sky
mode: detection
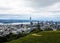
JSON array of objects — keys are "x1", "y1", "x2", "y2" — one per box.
[{"x1": 0, "y1": 0, "x2": 60, "y2": 21}]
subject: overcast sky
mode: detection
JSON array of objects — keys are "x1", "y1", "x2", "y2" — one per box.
[{"x1": 0, "y1": 0, "x2": 60, "y2": 21}]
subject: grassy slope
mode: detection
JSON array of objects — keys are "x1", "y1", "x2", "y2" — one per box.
[{"x1": 7, "y1": 31, "x2": 60, "y2": 43}]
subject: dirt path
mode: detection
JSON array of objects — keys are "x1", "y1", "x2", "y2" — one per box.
[{"x1": 32, "y1": 33, "x2": 42, "y2": 37}]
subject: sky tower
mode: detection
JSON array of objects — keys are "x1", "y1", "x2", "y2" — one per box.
[{"x1": 30, "y1": 17, "x2": 32, "y2": 29}]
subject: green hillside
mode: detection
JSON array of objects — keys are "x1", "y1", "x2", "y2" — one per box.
[{"x1": 7, "y1": 31, "x2": 60, "y2": 43}]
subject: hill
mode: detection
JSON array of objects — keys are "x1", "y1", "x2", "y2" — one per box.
[{"x1": 7, "y1": 31, "x2": 60, "y2": 43}]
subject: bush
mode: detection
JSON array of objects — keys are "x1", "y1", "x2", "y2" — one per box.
[
  {"x1": 44, "y1": 28, "x2": 53, "y2": 31},
  {"x1": 0, "y1": 32, "x2": 28, "y2": 43},
  {"x1": 31, "y1": 29, "x2": 40, "y2": 33},
  {"x1": 0, "y1": 36, "x2": 7, "y2": 43}
]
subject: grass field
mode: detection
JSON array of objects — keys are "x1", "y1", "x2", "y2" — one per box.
[{"x1": 7, "y1": 31, "x2": 60, "y2": 43}]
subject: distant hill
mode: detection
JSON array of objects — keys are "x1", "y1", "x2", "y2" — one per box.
[{"x1": 0, "y1": 19, "x2": 38, "y2": 23}]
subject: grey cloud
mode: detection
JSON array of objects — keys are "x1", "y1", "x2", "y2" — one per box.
[
  {"x1": 0, "y1": 14, "x2": 30, "y2": 17},
  {"x1": 48, "y1": 11, "x2": 60, "y2": 13},
  {"x1": 0, "y1": 7, "x2": 12, "y2": 10},
  {"x1": 0, "y1": 14, "x2": 23, "y2": 16},
  {"x1": 30, "y1": 0, "x2": 60, "y2": 8}
]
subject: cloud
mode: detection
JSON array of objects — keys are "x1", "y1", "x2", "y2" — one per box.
[
  {"x1": 31, "y1": 0, "x2": 60, "y2": 8},
  {"x1": 0, "y1": 0, "x2": 60, "y2": 21},
  {"x1": 0, "y1": 0, "x2": 33, "y2": 14}
]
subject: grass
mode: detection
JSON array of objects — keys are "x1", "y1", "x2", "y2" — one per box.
[{"x1": 7, "y1": 31, "x2": 60, "y2": 43}]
